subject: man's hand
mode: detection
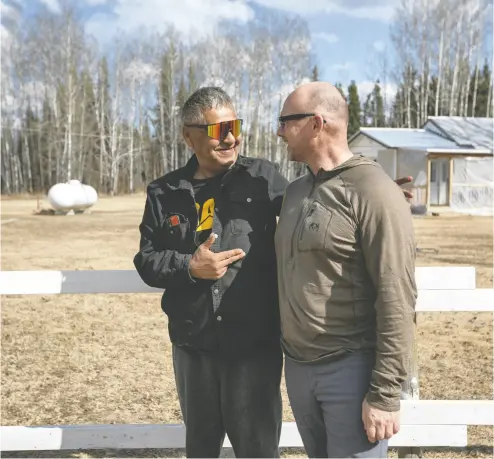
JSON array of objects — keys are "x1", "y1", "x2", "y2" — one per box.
[
  {"x1": 395, "y1": 176, "x2": 413, "y2": 200},
  {"x1": 362, "y1": 398, "x2": 400, "y2": 443},
  {"x1": 189, "y1": 233, "x2": 245, "y2": 280}
]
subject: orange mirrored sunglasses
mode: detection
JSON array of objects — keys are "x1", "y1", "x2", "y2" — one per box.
[{"x1": 185, "y1": 119, "x2": 243, "y2": 140}]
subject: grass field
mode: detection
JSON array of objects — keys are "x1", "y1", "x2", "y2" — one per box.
[{"x1": 1, "y1": 194, "x2": 493, "y2": 458}]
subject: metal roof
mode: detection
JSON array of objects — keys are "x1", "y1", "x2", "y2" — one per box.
[
  {"x1": 355, "y1": 128, "x2": 461, "y2": 150},
  {"x1": 424, "y1": 116, "x2": 493, "y2": 151}
]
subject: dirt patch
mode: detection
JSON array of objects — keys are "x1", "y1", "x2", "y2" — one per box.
[{"x1": 1, "y1": 197, "x2": 493, "y2": 458}]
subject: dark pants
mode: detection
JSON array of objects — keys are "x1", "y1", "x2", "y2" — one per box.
[
  {"x1": 172, "y1": 344, "x2": 283, "y2": 458},
  {"x1": 285, "y1": 351, "x2": 388, "y2": 458}
]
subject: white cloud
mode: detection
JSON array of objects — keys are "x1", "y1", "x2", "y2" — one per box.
[
  {"x1": 331, "y1": 62, "x2": 352, "y2": 71},
  {"x1": 314, "y1": 32, "x2": 339, "y2": 44},
  {"x1": 2, "y1": 80, "x2": 55, "y2": 118},
  {"x1": 357, "y1": 80, "x2": 397, "y2": 106},
  {"x1": 123, "y1": 60, "x2": 159, "y2": 82},
  {"x1": 373, "y1": 40, "x2": 386, "y2": 52},
  {"x1": 1, "y1": 1, "x2": 21, "y2": 21},
  {"x1": 39, "y1": 0, "x2": 61, "y2": 13},
  {"x1": 0, "y1": 1, "x2": 21, "y2": 54},
  {"x1": 252, "y1": 0, "x2": 400, "y2": 22},
  {"x1": 1, "y1": 24, "x2": 12, "y2": 49},
  {"x1": 84, "y1": 0, "x2": 109, "y2": 4},
  {"x1": 85, "y1": 0, "x2": 255, "y2": 44}
]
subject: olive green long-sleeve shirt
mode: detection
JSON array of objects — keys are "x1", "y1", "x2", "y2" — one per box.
[{"x1": 274, "y1": 154, "x2": 417, "y2": 411}]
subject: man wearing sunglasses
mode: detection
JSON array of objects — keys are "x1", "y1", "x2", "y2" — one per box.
[
  {"x1": 275, "y1": 81, "x2": 417, "y2": 458},
  {"x1": 134, "y1": 85, "x2": 414, "y2": 458},
  {"x1": 133, "y1": 86, "x2": 288, "y2": 458}
]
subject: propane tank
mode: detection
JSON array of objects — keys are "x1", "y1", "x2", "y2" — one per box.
[{"x1": 47, "y1": 180, "x2": 98, "y2": 213}]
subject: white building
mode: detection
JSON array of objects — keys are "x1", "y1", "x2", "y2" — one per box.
[{"x1": 348, "y1": 116, "x2": 493, "y2": 215}]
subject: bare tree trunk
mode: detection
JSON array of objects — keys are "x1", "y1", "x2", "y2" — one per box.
[
  {"x1": 253, "y1": 77, "x2": 263, "y2": 157},
  {"x1": 23, "y1": 132, "x2": 33, "y2": 192},
  {"x1": 37, "y1": 123, "x2": 44, "y2": 192},
  {"x1": 435, "y1": 26, "x2": 444, "y2": 116},
  {"x1": 159, "y1": 83, "x2": 167, "y2": 173},
  {"x1": 138, "y1": 96, "x2": 144, "y2": 188},
  {"x1": 3, "y1": 135, "x2": 13, "y2": 194},
  {"x1": 406, "y1": 65, "x2": 412, "y2": 128},
  {"x1": 244, "y1": 61, "x2": 254, "y2": 157},
  {"x1": 66, "y1": 26, "x2": 74, "y2": 181},
  {"x1": 109, "y1": 67, "x2": 121, "y2": 195},
  {"x1": 449, "y1": 11, "x2": 463, "y2": 115},
  {"x1": 487, "y1": 75, "x2": 493, "y2": 117},
  {"x1": 470, "y1": 58, "x2": 480, "y2": 116},
  {"x1": 129, "y1": 79, "x2": 136, "y2": 193},
  {"x1": 79, "y1": 78, "x2": 86, "y2": 181},
  {"x1": 424, "y1": 56, "x2": 430, "y2": 119}
]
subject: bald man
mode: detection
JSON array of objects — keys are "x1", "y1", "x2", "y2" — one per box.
[{"x1": 274, "y1": 82, "x2": 417, "y2": 458}]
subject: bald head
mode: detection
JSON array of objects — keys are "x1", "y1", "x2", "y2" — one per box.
[
  {"x1": 279, "y1": 81, "x2": 353, "y2": 168},
  {"x1": 289, "y1": 81, "x2": 348, "y2": 125}
]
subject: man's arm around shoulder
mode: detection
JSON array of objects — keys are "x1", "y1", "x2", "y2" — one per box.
[{"x1": 133, "y1": 184, "x2": 195, "y2": 289}]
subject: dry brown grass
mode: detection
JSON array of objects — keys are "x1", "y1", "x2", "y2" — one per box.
[{"x1": 1, "y1": 195, "x2": 493, "y2": 458}]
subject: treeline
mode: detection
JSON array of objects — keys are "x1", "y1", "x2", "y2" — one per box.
[
  {"x1": 339, "y1": 0, "x2": 493, "y2": 135},
  {"x1": 1, "y1": 3, "x2": 312, "y2": 195},
  {"x1": 1, "y1": 0, "x2": 492, "y2": 195},
  {"x1": 339, "y1": 59, "x2": 492, "y2": 137}
]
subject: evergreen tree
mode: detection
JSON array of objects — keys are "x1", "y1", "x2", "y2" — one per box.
[
  {"x1": 176, "y1": 76, "x2": 189, "y2": 167},
  {"x1": 390, "y1": 86, "x2": 406, "y2": 127},
  {"x1": 151, "y1": 48, "x2": 174, "y2": 172},
  {"x1": 335, "y1": 82, "x2": 345, "y2": 99},
  {"x1": 347, "y1": 80, "x2": 361, "y2": 137},
  {"x1": 363, "y1": 93, "x2": 373, "y2": 127},
  {"x1": 311, "y1": 65, "x2": 319, "y2": 81},
  {"x1": 188, "y1": 61, "x2": 197, "y2": 94},
  {"x1": 474, "y1": 60, "x2": 492, "y2": 117},
  {"x1": 372, "y1": 80, "x2": 386, "y2": 127}
]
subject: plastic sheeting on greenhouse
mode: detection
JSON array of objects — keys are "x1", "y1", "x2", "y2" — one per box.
[
  {"x1": 450, "y1": 157, "x2": 493, "y2": 216},
  {"x1": 397, "y1": 149, "x2": 428, "y2": 211}
]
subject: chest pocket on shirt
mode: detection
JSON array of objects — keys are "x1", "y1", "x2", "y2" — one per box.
[
  {"x1": 161, "y1": 212, "x2": 192, "y2": 251},
  {"x1": 297, "y1": 200, "x2": 333, "y2": 251},
  {"x1": 229, "y1": 190, "x2": 268, "y2": 235}
]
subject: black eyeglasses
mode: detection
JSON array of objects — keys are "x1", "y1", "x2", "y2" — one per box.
[{"x1": 278, "y1": 113, "x2": 326, "y2": 130}]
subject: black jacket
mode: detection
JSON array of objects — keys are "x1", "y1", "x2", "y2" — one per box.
[{"x1": 133, "y1": 154, "x2": 289, "y2": 356}]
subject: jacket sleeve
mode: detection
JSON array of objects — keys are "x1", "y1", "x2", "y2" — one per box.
[
  {"x1": 268, "y1": 162, "x2": 289, "y2": 216},
  {"x1": 355, "y1": 172, "x2": 418, "y2": 412},
  {"x1": 133, "y1": 185, "x2": 195, "y2": 290}
]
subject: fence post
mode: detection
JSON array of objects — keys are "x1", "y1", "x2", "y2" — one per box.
[{"x1": 398, "y1": 314, "x2": 422, "y2": 458}]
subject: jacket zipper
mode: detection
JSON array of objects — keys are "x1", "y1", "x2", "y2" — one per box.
[
  {"x1": 290, "y1": 176, "x2": 317, "y2": 260},
  {"x1": 298, "y1": 206, "x2": 316, "y2": 243}
]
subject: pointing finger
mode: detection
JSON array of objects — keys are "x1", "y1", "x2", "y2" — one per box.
[
  {"x1": 217, "y1": 248, "x2": 245, "y2": 262},
  {"x1": 217, "y1": 252, "x2": 246, "y2": 268}
]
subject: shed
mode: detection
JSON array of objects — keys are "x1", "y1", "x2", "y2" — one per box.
[{"x1": 348, "y1": 117, "x2": 493, "y2": 215}]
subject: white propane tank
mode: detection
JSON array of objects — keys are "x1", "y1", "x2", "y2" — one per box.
[
  {"x1": 47, "y1": 183, "x2": 76, "y2": 211},
  {"x1": 47, "y1": 180, "x2": 98, "y2": 213},
  {"x1": 68, "y1": 180, "x2": 97, "y2": 211},
  {"x1": 82, "y1": 184, "x2": 98, "y2": 207}
]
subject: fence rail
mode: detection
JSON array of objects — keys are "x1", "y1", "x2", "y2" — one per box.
[
  {"x1": 1, "y1": 266, "x2": 493, "y2": 453},
  {"x1": 0, "y1": 266, "x2": 478, "y2": 295}
]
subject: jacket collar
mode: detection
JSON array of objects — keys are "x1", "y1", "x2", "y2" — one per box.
[
  {"x1": 165, "y1": 153, "x2": 251, "y2": 191},
  {"x1": 184, "y1": 153, "x2": 251, "y2": 177}
]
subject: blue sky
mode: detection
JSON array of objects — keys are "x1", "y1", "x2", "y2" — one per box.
[{"x1": 3, "y1": 0, "x2": 493, "y2": 102}]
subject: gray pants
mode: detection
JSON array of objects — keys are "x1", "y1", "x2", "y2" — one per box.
[
  {"x1": 285, "y1": 351, "x2": 388, "y2": 458},
  {"x1": 173, "y1": 344, "x2": 283, "y2": 458}
]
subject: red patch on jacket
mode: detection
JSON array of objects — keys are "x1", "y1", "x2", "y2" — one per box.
[{"x1": 167, "y1": 215, "x2": 180, "y2": 227}]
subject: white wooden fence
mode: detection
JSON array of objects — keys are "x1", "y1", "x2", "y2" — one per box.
[{"x1": 1, "y1": 266, "x2": 493, "y2": 453}]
